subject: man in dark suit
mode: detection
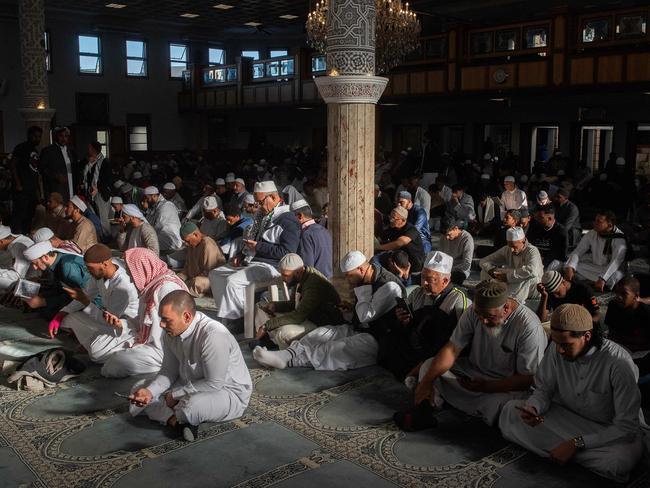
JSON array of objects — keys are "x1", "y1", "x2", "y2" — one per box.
[
  {"x1": 9, "y1": 126, "x2": 42, "y2": 234},
  {"x1": 81, "y1": 141, "x2": 113, "y2": 235},
  {"x1": 40, "y1": 126, "x2": 78, "y2": 201}
]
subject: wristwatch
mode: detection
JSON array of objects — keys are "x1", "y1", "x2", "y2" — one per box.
[{"x1": 573, "y1": 435, "x2": 585, "y2": 449}]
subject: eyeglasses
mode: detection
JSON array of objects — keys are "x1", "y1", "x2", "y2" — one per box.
[{"x1": 255, "y1": 195, "x2": 271, "y2": 205}]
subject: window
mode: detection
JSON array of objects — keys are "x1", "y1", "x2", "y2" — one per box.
[
  {"x1": 126, "y1": 39, "x2": 147, "y2": 77},
  {"x1": 496, "y1": 29, "x2": 518, "y2": 52},
  {"x1": 44, "y1": 31, "x2": 52, "y2": 72},
  {"x1": 241, "y1": 50, "x2": 259, "y2": 60},
  {"x1": 616, "y1": 14, "x2": 646, "y2": 38},
  {"x1": 209, "y1": 47, "x2": 225, "y2": 65},
  {"x1": 524, "y1": 26, "x2": 548, "y2": 48},
  {"x1": 270, "y1": 49, "x2": 288, "y2": 58},
  {"x1": 470, "y1": 32, "x2": 493, "y2": 54},
  {"x1": 128, "y1": 114, "x2": 150, "y2": 151},
  {"x1": 169, "y1": 43, "x2": 188, "y2": 78},
  {"x1": 96, "y1": 130, "x2": 109, "y2": 159},
  {"x1": 78, "y1": 34, "x2": 101, "y2": 74},
  {"x1": 311, "y1": 55, "x2": 326, "y2": 72},
  {"x1": 582, "y1": 18, "x2": 610, "y2": 43}
]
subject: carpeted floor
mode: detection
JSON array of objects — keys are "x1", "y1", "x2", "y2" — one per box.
[{"x1": 1, "y1": 302, "x2": 649, "y2": 488}]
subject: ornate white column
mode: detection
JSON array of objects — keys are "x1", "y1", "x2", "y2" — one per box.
[
  {"x1": 315, "y1": 0, "x2": 387, "y2": 276},
  {"x1": 18, "y1": 0, "x2": 54, "y2": 148}
]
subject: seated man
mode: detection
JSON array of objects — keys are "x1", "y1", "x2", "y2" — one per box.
[
  {"x1": 116, "y1": 204, "x2": 160, "y2": 255},
  {"x1": 162, "y1": 182, "x2": 186, "y2": 216},
  {"x1": 101, "y1": 248, "x2": 188, "y2": 378},
  {"x1": 208, "y1": 181, "x2": 300, "y2": 322},
  {"x1": 376, "y1": 206, "x2": 425, "y2": 273},
  {"x1": 178, "y1": 222, "x2": 226, "y2": 297},
  {"x1": 56, "y1": 244, "x2": 139, "y2": 362},
  {"x1": 384, "y1": 250, "x2": 413, "y2": 287},
  {"x1": 527, "y1": 205, "x2": 568, "y2": 270},
  {"x1": 499, "y1": 304, "x2": 644, "y2": 483},
  {"x1": 291, "y1": 199, "x2": 333, "y2": 278},
  {"x1": 480, "y1": 227, "x2": 543, "y2": 303},
  {"x1": 444, "y1": 184, "x2": 475, "y2": 229},
  {"x1": 536, "y1": 270, "x2": 600, "y2": 324},
  {"x1": 32, "y1": 227, "x2": 83, "y2": 255},
  {"x1": 396, "y1": 280, "x2": 546, "y2": 431},
  {"x1": 385, "y1": 251, "x2": 471, "y2": 380},
  {"x1": 253, "y1": 253, "x2": 343, "y2": 349},
  {"x1": 200, "y1": 196, "x2": 229, "y2": 242},
  {"x1": 564, "y1": 210, "x2": 627, "y2": 292},
  {"x1": 397, "y1": 191, "x2": 432, "y2": 254},
  {"x1": 184, "y1": 183, "x2": 222, "y2": 222},
  {"x1": 554, "y1": 188, "x2": 581, "y2": 247},
  {"x1": 44, "y1": 192, "x2": 70, "y2": 238},
  {"x1": 129, "y1": 290, "x2": 252, "y2": 442},
  {"x1": 470, "y1": 192, "x2": 498, "y2": 237},
  {"x1": 499, "y1": 175, "x2": 528, "y2": 220},
  {"x1": 62, "y1": 195, "x2": 97, "y2": 253},
  {"x1": 143, "y1": 186, "x2": 183, "y2": 253},
  {"x1": 220, "y1": 203, "x2": 253, "y2": 256},
  {"x1": 605, "y1": 275, "x2": 650, "y2": 377},
  {"x1": 0, "y1": 225, "x2": 36, "y2": 292},
  {"x1": 438, "y1": 220, "x2": 474, "y2": 285},
  {"x1": 253, "y1": 250, "x2": 405, "y2": 371},
  {"x1": 22, "y1": 241, "x2": 92, "y2": 320}
]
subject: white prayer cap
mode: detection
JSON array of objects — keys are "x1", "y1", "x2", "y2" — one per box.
[
  {"x1": 290, "y1": 199, "x2": 309, "y2": 211},
  {"x1": 234, "y1": 178, "x2": 245, "y2": 186},
  {"x1": 480, "y1": 173, "x2": 490, "y2": 180},
  {"x1": 215, "y1": 178, "x2": 226, "y2": 186},
  {"x1": 133, "y1": 171, "x2": 143, "y2": 179},
  {"x1": 537, "y1": 191, "x2": 549, "y2": 203},
  {"x1": 253, "y1": 181, "x2": 278, "y2": 193},
  {"x1": 163, "y1": 182, "x2": 176, "y2": 191},
  {"x1": 616, "y1": 156, "x2": 626, "y2": 166},
  {"x1": 122, "y1": 204, "x2": 145, "y2": 220},
  {"x1": 279, "y1": 253, "x2": 304, "y2": 271},
  {"x1": 506, "y1": 226, "x2": 526, "y2": 242},
  {"x1": 423, "y1": 251, "x2": 453, "y2": 274},
  {"x1": 504, "y1": 176, "x2": 516, "y2": 183},
  {"x1": 70, "y1": 195, "x2": 87, "y2": 212},
  {"x1": 113, "y1": 179, "x2": 124, "y2": 189},
  {"x1": 340, "y1": 250, "x2": 367, "y2": 273},
  {"x1": 111, "y1": 196, "x2": 123, "y2": 204},
  {"x1": 24, "y1": 241, "x2": 53, "y2": 261},
  {"x1": 144, "y1": 186, "x2": 159, "y2": 195},
  {"x1": 32, "y1": 227, "x2": 54, "y2": 242},
  {"x1": 483, "y1": 153, "x2": 492, "y2": 160},
  {"x1": 0, "y1": 225, "x2": 12, "y2": 240},
  {"x1": 203, "y1": 196, "x2": 219, "y2": 210},
  {"x1": 225, "y1": 173, "x2": 235, "y2": 183},
  {"x1": 244, "y1": 194, "x2": 256, "y2": 204}
]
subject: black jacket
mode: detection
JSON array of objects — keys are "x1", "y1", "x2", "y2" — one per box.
[{"x1": 40, "y1": 144, "x2": 79, "y2": 200}]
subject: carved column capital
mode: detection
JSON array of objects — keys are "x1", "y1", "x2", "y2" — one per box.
[{"x1": 315, "y1": 75, "x2": 388, "y2": 104}]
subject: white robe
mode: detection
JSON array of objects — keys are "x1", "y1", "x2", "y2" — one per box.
[
  {"x1": 185, "y1": 193, "x2": 222, "y2": 221},
  {"x1": 0, "y1": 235, "x2": 36, "y2": 291},
  {"x1": 131, "y1": 312, "x2": 252, "y2": 426},
  {"x1": 565, "y1": 228, "x2": 626, "y2": 289},
  {"x1": 499, "y1": 188, "x2": 528, "y2": 219},
  {"x1": 147, "y1": 197, "x2": 183, "y2": 251}
]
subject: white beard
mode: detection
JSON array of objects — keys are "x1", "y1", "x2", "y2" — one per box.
[{"x1": 483, "y1": 324, "x2": 503, "y2": 339}]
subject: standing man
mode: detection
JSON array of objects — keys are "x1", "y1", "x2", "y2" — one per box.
[
  {"x1": 9, "y1": 126, "x2": 42, "y2": 234},
  {"x1": 40, "y1": 126, "x2": 77, "y2": 201},
  {"x1": 291, "y1": 199, "x2": 333, "y2": 278}
]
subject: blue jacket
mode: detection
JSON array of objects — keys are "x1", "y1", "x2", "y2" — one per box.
[
  {"x1": 254, "y1": 211, "x2": 301, "y2": 267},
  {"x1": 297, "y1": 222, "x2": 333, "y2": 278},
  {"x1": 220, "y1": 216, "x2": 253, "y2": 246},
  {"x1": 407, "y1": 205, "x2": 431, "y2": 248}
]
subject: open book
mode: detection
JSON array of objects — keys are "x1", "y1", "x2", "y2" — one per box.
[{"x1": 14, "y1": 279, "x2": 41, "y2": 300}]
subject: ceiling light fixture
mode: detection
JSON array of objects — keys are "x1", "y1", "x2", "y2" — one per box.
[
  {"x1": 213, "y1": 4, "x2": 234, "y2": 9},
  {"x1": 105, "y1": 3, "x2": 127, "y2": 8},
  {"x1": 296, "y1": 107, "x2": 313, "y2": 110},
  {"x1": 279, "y1": 14, "x2": 299, "y2": 20},
  {"x1": 244, "y1": 21, "x2": 262, "y2": 27},
  {"x1": 180, "y1": 13, "x2": 200, "y2": 18}
]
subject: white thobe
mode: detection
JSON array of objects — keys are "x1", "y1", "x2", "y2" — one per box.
[
  {"x1": 200, "y1": 215, "x2": 229, "y2": 241},
  {"x1": 499, "y1": 188, "x2": 528, "y2": 219},
  {"x1": 480, "y1": 244, "x2": 544, "y2": 303},
  {"x1": 185, "y1": 194, "x2": 222, "y2": 221},
  {"x1": 148, "y1": 197, "x2": 183, "y2": 251},
  {"x1": 0, "y1": 235, "x2": 36, "y2": 290},
  {"x1": 420, "y1": 304, "x2": 547, "y2": 425},
  {"x1": 60, "y1": 261, "x2": 139, "y2": 363},
  {"x1": 565, "y1": 228, "x2": 626, "y2": 289},
  {"x1": 132, "y1": 312, "x2": 252, "y2": 426},
  {"x1": 499, "y1": 340, "x2": 644, "y2": 483},
  {"x1": 286, "y1": 281, "x2": 403, "y2": 371},
  {"x1": 414, "y1": 186, "x2": 431, "y2": 220},
  {"x1": 101, "y1": 281, "x2": 183, "y2": 377}
]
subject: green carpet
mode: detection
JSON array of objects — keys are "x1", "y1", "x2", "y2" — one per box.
[{"x1": 0, "y1": 305, "x2": 648, "y2": 488}]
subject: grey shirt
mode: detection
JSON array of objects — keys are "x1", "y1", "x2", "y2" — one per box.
[
  {"x1": 118, "y1": 222, "x2": 160, "y2": 255},
  {"x1": 439, "y1": 230, "x2": 474, "y2": 278},
  {"x1": 480, "y1": 243, "x2": 544, "y2": 285}
]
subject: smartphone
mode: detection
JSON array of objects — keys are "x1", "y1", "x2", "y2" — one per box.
[{"x1": 395, "y1": 297, "x2": 413, "y2": 319}]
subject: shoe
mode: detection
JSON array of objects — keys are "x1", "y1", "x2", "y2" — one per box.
[
  {"x1": 393, "y1": 402, "x2": 438, "y2": 432},
  {"x1": 182, "y1": 423, "x2": 200, "y2": 442}
]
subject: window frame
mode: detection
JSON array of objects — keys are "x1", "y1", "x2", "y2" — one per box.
[
  {"x1": 208, "y1": 46, "x2": 225, "y2": 66},
  {"x1": 240, "y1": 50, "x2": 260, "y2": 60},
  {"x1": 44, "y1": 30, "x2": 52, "y2": 73},
  {"x1": 125, "y1": 38, "x2": 148, "y2": 78},
  {"x1": 127, "y1": 114, "x2": 151, "y2": 153},
  {"x1": 269, "y1": 49, "x2": 288, "y2": 58},
  {"x1": 77, "y1": 33, "x2": 102, "y2": 76},
  {"x1": 169, "y1": 42, "x2": 189, "y2": 79}
]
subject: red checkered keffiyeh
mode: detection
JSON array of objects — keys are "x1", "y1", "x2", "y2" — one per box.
[{"x1": 124, "y1": 248, "x2": 188, "y2": 344}]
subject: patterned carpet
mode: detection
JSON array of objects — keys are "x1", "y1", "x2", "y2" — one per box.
[{"x1": 1, "y1": 304, "x2": 649, "y2": 488}]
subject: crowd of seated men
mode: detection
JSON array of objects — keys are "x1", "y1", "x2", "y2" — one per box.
[{"x1": 1, "y1": 131, "x2": 649, "y2": 481}]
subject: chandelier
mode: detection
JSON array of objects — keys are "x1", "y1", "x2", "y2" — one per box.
[{"x1": 306, "y1": 0, "x2": 421, "y2": 75}]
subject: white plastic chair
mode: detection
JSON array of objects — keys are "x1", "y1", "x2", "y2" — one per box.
[{"x1": 243, "y1": 278, "x2": 289, "y2": 338}]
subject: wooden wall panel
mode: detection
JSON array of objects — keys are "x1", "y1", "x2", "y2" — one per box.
[
  {"x1": 410, "y1": 72, "x2": 426, "y2": 94},
  {"x1": 205, "y1": 91, "x2": 215, "y2": 107},
  {"x1": 302, "y1": 81, "x2": 315, "y2": 100},
  {"x1": 280, "y1": 84, "x2": 293, "y2": 102},
  {"x1": 552, "y1": 54, "x2": 564, "y2": 86},
  {"x1": 570, "y1": 58, "x2": 594, "y2": 85},
  {"x1": 215, "y1": 90, "x2": 226, "y2": 106},
  {"x1": 392, "y1": 73, "x2": 408, "y2": 95},
  {"x1": 488, "y1": 65, "x2": 516, "y2": 90},
  {"x1": 518, "y1": 61, "x2": 548, "y2": 87},
  {"x1": 553, "y1": 16, "x2": 566, "y2": 49},
  {"x1": 460, "y1": 66, "x2": 487, "y2": 90},
  {"x1": 627, "y1": 53, "x2": 650, "y2": 82},
  {"x1": 196, "y1": 92, "x2": 206, "y2": 109},
  {"x1": 427, "y1": 70, "x2": 446, "y2": 93},
  {"x1": 448, "y1": 63, "x2": 456, "y2": 91},
  {"x1": 597, "y1": 55, "x2": 623, "y2": 83},
  {"x1": 267, "y1": 86, "x2": 279, "y2": 103}
]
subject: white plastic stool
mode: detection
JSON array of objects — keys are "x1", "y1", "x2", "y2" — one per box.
[{"x1": 243, "y1": 278, "x2": 289, "y2": 338}]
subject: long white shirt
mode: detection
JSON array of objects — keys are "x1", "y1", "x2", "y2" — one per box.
[
  {"x1": 200, "y1": 214, "x2": 229, "y2": 241},
  {"x1": 526, "y1": 339, "x2": 642, "y2": 449},
  {"x1": 499, "y1": 188, "x2": 528, "y2": 219},
  {"x1": 0, "y1": 235, "x2": 36, "y2": 282},
  {"x1": 566, "y1": 227, "x2": 626, "y2": 283},
  {"x1": 186, "y1": 193, "x2": 223, "y2": 221},
  {"x1": 146, "y1": 311, "x2": 252, "y2": 404},
  {"x1": 353, "y1": 281, "x2": 403, "y2": 325},
  {"x1": 439, "y1": 230, "x2": 474, "y2": 278},
  {"x1": 148, "y1": 197, "x2": 183, "y2": 251},
  {"x1": 480, "y1": 243, "x2": 544, "y2": 286}
]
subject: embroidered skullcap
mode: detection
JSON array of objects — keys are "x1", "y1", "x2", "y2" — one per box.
[
  {"x1": 244, "y1": 193, "x2": 256, "y2": 205},
  {"x1": 32, "y1": 227, "x2": 54, "y2": 243},
  {"x1": 537, "y1": 191, "x2": 549, "y2": 203},
  {"x1": 24, "y1": 241, "x2": 53, "y2": 261},
  {"x1": 279, "y1": 253, "x2": 304, "y2": 271},
  {"x1": 393, "y1": 206, "x2": 408, "y2": 220},
  {"x1": 290, "y1": 199, "x2": 309, "y2": 212},
  {"x1": 504, "y1": 176, "x2": 516, "y2": 183},
  {"x1": 340, "y1": 250, "x2": 367, "y2": 273},
  {"x1": 398, "y1": 191, "x2": 412, "y2": 201},
  {"x1": 551, "y1": 303, "x2": 593, "y2": 332},
  {"x1": 111, "y1": 196, "x2": 123, "y2": 204},
  {"x1": 122, "y1": 204, "x2": 145, "y2": 220},
  {"x1": 215, "y1": 178, "x2": 226, "y2": 186},
  {"x1": 506, "y1": 226, "x2": 526, "y2": 241},
  {"x1": 203, "y1": 196, "x2": 219, "y2": 210},
  {"x1": 253, "y1": 181, "x2": 278, "y2": 193},
  {"x1": 180, "y1": 221, "x2": 198, "y2": 238},
  {"x1": 70, "y1": 195, "x2": 87, "y2": 212},
  {"x1": 423, "y1": 251, "x2": 453, "y2": 274},
  {"x1": 163, "y1": 182, "x2": 176, "y2": 191},
  {"x1": 0, "y1": 225, "x2": 12, "y2": 240},
  {"x1": 542, "y1": 270, "x2": 563, "y2": 294},
  {"x1": 84, "y1": 243, "x2": 112, "y2": 263},
  {"x1": 474, "y1": 279, "x2": 508, "y2": 309},
  {"x1": 144, "y1": 186, "x2": 159, "y2": 195}
]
